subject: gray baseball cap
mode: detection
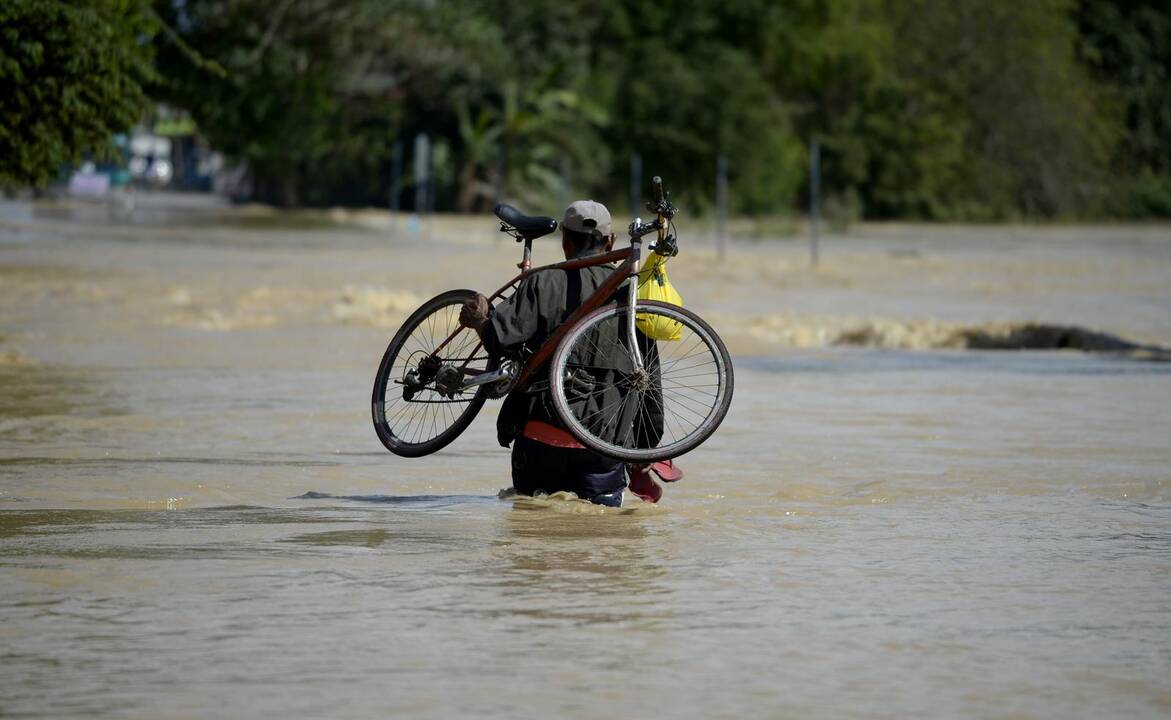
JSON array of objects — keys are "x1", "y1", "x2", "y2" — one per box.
[{"x1": 562, "y1": 200, "x2": 612, "y2": 237}]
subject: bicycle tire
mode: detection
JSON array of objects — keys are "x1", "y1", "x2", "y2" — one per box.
[
  {"x1": 549, "y1": 300, "x2": 734, "y2": 463},
  {"x1": 371, "y1": 289, "x2": 489, "y2": 457}
]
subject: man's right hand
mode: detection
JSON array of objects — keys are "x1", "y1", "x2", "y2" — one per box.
[{"x1": 459, "y1": 293, "x2": 490, "y2": 330}]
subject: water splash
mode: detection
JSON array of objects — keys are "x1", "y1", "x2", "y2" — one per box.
[{"x1": 742, "y1": 313, "x2": 1170, "y2": 358}]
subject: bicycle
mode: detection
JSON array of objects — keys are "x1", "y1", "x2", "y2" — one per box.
[{"x1": 371, "y1": 176, "x2": 734, "y2": 463}]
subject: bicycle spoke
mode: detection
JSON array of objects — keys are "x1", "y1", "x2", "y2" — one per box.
[
  {"x1": 659, "y1": 337, "x2": 706, "y2": 371},
  {"x1": 548, "y1": 301, "x2": 731, "y2": 460},
  {"x1": 376, "y1": 295, "x2": 489, "y2": 449},
  {"x1": 657, "y1": 368, "x2": 719, "y2": 382},
  {"x1": 660, "y1": 391, "x2": 709, "y2": 424},
  {"x1": 660, "y1": 384, "x2": 721, "y2": 400},
  {"x1": 574, "y1": 392, "x2": 631, "y2": 426},
  {"x1": 633, "y1": 391, "x2": 658, "y2": 449},
  {"x1": 661, "y1": 381, "x2": 719, "y2": 399}
]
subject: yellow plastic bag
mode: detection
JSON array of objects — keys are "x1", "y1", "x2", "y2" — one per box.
[{"x1": 636, "y1": 251, "x2": 684, "y2": 341}]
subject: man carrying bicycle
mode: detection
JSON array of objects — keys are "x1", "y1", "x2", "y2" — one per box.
[{"x1": 459, "y1": 200, "x2": 679, "y2": 507}]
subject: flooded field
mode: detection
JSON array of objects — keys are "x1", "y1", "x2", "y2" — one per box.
[{"x1": 1, "y1": 197, "x2": 1169, "y2": 718}]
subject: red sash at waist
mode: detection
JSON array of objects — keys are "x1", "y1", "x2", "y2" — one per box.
[{"x1": 522, "y1": 420, "x2": 585, "y2": 449}]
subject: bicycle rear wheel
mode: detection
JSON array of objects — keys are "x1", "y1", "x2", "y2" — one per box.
[
  {"x1": 548, "y1": 300, "x2": 734, "y2": 463},
  {"x1": 371, "y1": 289, "x2": 489, "y2": 457}
]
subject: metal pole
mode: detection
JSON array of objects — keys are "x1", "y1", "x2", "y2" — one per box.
[
  {"x1": 560, "y1": 156, "x2": 573, "y2": 207},
  {"x1": 494, "y1": 144, "x2": 506, "y2": 203},
  {"x1": 716, "y1": 153, "x2": 728, "y2": 262},
  {"x1": 809, "y1": 140, "x2": 820, "y2": 268},
  {"x1": 389, "y1": 139, "x2": 403, "y2": 213},
  {"x1": 630, "y1": 152, "x2": 642, "y2": 217},
  {"x1": 426, "y1": 140, "x2": 436, "y2": 214},
  {"x1": 413, "y1": 132, "x2": 430, "y2": 215}
]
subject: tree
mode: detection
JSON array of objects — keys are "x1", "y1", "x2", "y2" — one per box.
[
  {"x1": 152, "y1": 0, "x2": 369, "y2": 206},
  {"x1": 586, "y1": 0, "x2": 808, "y2": 215},
  {"x1": 0, "y1": 0, "x2": 156, "y2": 189},
  {"x1": 145, "y1": 0, "x2": 1161, "y2": 219},
  {"x1": 1077, "y1": 0, "x2": 1171, "y2": 216},
  {"x1": 888, "y1": 0, "x2": 1117, "y2": 218}
]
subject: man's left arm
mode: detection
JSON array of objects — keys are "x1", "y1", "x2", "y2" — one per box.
[{"x1": 459, "y1": 276, "x2": 543, "y2": 356}]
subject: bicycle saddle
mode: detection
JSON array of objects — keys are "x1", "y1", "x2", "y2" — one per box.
[{"x1": 494, "y1": 203, "x2": 558, "y2": 239}]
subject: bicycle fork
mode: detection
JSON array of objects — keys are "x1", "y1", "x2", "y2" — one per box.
[
  {"x1": 627, "y1": 236, "x2": 645, "y2": 372},
  {"x1": 625, "y1": 275, "x2": 645, "y2": 371}
]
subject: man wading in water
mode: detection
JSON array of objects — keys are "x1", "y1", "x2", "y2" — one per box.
[{"x1": 459, "y1": 200, "x2": 682, "y2": 507}]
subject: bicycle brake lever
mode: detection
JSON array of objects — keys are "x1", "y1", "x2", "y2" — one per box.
[
  {"x1": 654, "y1": 234, "x2": 679, "y2": 257},
  {"x1": 645, "y1": 196, "x2": 677, "y2": 220}
]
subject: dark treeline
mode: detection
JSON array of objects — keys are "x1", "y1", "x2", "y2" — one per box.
[{"x1": 4, "y1": 0, "x2": 1170, "y2": 219}]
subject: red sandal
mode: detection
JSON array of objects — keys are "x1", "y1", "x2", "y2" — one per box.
[
  {"x1": 650, "y1": 459, "x2": 682, "y2": 482},
  {"x1": 627, "y1": 465, "x2": 663, "y2": 503}
]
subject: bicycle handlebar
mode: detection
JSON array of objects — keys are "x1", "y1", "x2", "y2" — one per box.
[
  {"x1": 644, "y1": 175, "x2": 676, "y2": 221},
  {"x1": 628, "y1": 218, "x2": 661, "y2": 240}
]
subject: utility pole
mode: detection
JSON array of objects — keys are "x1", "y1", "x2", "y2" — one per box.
[
  {"x1": 413, "y1": 133, "x2": 430, "y2": 216},
  {"x1": 716, "y1": 153, "x2": 728, "y2": 262},
  {"x1": 389, "y1": 139, "x2": 403, "y2": 222},
  {"x1": 809, "y1": 140, "x2": 820, "y2": 268},
  {"x1": 630, "y1": 152, "x2": 642, "y2": 218}
]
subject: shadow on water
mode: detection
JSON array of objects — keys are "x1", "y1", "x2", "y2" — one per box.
[
  {"x1": 280, "y1": 528, "x2": 401, "y2": 548},
  {"x1": 0, "y1": 456, "x2": 342, "y2": 469},
  {"x1": 0, "y1": 505, "x2": 486, "y2": 559},
  {"x1": 470, "y1": 504, "x2": 672, "y2": 624},
  {"x1": 0, "y1": 507, "x2": 348, "y2": 539},
  {"x1": 292, "y1": 491, "x2": 499, "y2": 508},
  {"x1": 0, "y1": 364, "x2": 115, "y2": 421}
]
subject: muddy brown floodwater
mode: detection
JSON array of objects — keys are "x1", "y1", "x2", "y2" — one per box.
[{"x1": 1, "y1": 197, "x2": 1169, "y2": 718}]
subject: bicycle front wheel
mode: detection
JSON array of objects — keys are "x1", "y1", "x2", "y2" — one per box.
[
  {"x1": 372, "y1": 289, "x2": 489, "y2": 457},
  {"x1": 549, "y1": 300, "x2": 734, "y2": 463}
]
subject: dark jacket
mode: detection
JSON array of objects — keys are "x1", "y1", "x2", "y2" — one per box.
[{"x1": 481, "y1": 261, "x2": 631, "y2": 447}]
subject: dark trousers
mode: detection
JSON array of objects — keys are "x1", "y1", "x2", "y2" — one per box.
[{"x1": 511, "y1": 436, "x2": 626, "y2": 506}]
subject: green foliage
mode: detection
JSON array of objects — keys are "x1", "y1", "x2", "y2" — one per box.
[
  {"x1": 1076, "y1": 0, "x2": 1171, "y2": 217},
  {"x1": 860, "y1": 0, "x2": 1117, "y2": 219},
  {"x1": 587, "y1": 0, "x2": 809, "y2": 214},
  {"x1": 12, "y1": 0, "x2": 1163, "y2": 219},
  {"x1": 1127, "y1": 171, "x2": 1171, "y2": 217},
  {"x1": 856, "y1": 83, "x2": 969, "y2": 220},
  {"x1": 0, "y1": 0, "x2": 156, "y2": 189},
  {"x1": 151, "y1": 0, "x2": 375, "y2": 205}
]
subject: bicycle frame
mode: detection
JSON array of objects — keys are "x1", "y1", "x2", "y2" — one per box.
[{"x1": 430, "y1": 234, "x2": 647, "y2": 392}]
